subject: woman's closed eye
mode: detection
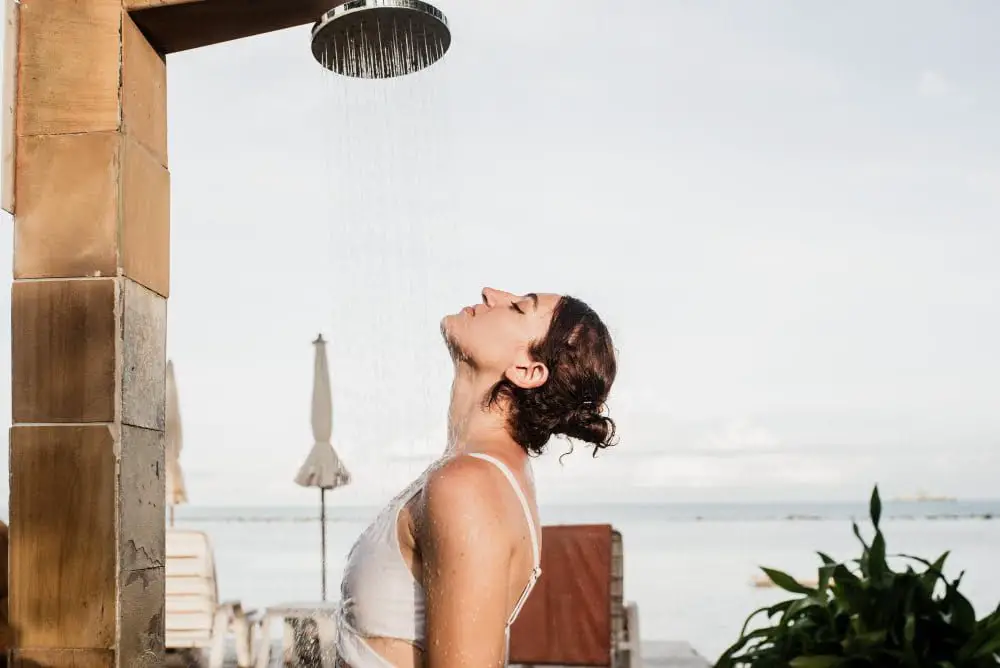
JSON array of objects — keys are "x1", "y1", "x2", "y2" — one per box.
[{"x1": 510, "y1": 302, "x2": 524, "y2": 314}]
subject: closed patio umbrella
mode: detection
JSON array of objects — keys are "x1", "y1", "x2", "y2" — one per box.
[
  {"x1": 295, "y1": 334, "x2": 351, "y2": 601},
  {"x1": 166, "y1": 360, "x2": 188, "y2": 526}
]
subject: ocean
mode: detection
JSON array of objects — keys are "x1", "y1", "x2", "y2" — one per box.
[{"x1": 164, "y1": 499, "x2": 1000, "y2": 663}]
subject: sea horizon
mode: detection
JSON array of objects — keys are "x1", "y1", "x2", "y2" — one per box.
[
  {"x1": 161, "y1": 497, "x2": 1000, "y2": 524},
  {"x1": 7, "y1": 498, "x2": 998, "y2": 527}
]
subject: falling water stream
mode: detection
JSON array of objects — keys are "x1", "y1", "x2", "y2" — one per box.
[{"x1": 317, "y1": 12, "x2": 454, "y2": 499}]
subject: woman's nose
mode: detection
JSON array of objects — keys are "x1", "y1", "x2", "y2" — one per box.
[{"x1": 481, "y1": 287, "x2": 499, "y2": 306}]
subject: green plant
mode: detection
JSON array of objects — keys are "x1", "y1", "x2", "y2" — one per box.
[{"x1": 716, "y1": 486, "x2": 1000, "y2": 668}]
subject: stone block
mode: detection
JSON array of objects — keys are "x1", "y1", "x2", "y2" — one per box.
[
  {"x1": 16, "y1": 0, "x2": 122, "y2": 136},
  {"x1": 118, "y1": 565, "x2": 165, "y2": 668},
  {"x1": 122, "y1": 13, "x2": 168, "y2": 166},
  {"x1": 9, "y1": 426, "x2": 117, "y2": 650},
  {"x1": 121, "y1": 281, "x2": 167, "y2": 430},
  {"x1": 12, "y1": 279, "x2": 117, "y2": 424},
  {"x1": 13, "y1": 133, "x2": 119, "y2": 280},
  {"x1": 119, "y1": 425, "x2": 166, "y2": 571},
  {"x1": 121, "y1": 136, "x2": 171, "y2": 297}
]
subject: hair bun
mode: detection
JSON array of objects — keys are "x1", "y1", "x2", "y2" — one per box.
[{"x1": 554, "y1": 401, "x2": 617, "y2": 451}]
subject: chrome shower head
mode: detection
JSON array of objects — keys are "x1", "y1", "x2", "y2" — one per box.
[{"x1": 311, "y1": 0, "x2": 451, "y2": 79}]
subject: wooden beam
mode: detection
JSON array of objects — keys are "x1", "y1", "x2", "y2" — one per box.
[{"x1": 128, "y1": 0, "x2": 342, "y2": 54}]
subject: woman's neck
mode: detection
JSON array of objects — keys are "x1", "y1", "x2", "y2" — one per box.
[{"x1": 445, "y1": 362, "x2": 516, "y2": 456}]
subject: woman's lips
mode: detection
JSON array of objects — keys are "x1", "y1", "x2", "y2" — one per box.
[{"x1": 463, "y1": 306, "x2": 475, "y2": 317}]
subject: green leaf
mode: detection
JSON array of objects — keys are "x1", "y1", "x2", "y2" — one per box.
[
  {"x1": 950, "y1": 587, "x2": 977, "y2": 633},
  {"x1": 852, "y1": 522, "x2": 871, "y2": 578},
  {"x1": 767, "y1": 599, "x2": 795, "y2": 618},
  {"x1": 855, "y1": 629, "x2": 887, "y2": 647},
  {"x1": 831, "y1": 564, "x2": 865, "y2": 611},
  {"x1": 904, "y1": 613, "x2": 915, "y2": 643},
  {"x1": 761, "y1": 567, "x2": 816, "y2": 595},
  {"x1": 817, "y1": 551, "x2": 838, "y2": 566},
  {"x1": 735, "y1": 605, "x2": 772, "y2": 638},
  {"x1": 901, "y1": 550, "x2": 950, "y2": 592},
  {"x1": 869, "y1": 531, "x2": 888, "y2": 582},
  {"x1": 870, "y1": 485, "x2": 882, "y2": 528},
  {"x1": 715, "y1": 625, "x2": 781, "y2": 664},
  {"x1": 782, "y1": 596, "x2": 821, "y2": 622},
  {"x1": 817, "y1": 564, "x2": 836, "y2": 596},
  {"x1": 852, "y1": 521, "x2": 870, "y2": 550},
  {"x1": 924, "y1": 552, "x2": 950, "y2": 593},
  {"x1": 972, "y1": 635, "x2": 1000, "y2": 659},
  {"x1": 789, "y1": 656, "x2": 843, "y2": 668}
]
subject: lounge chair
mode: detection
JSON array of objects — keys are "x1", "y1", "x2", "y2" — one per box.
[
  {"x1": 509, "y1": 524, "x2": 642, "y2": 668},
  {"x1": 166, "y1": 529, "x2": 254, "y2": 668}
]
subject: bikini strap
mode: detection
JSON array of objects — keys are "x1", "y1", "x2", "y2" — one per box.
[{"x1": 466, "y1": 453, "x2": 541, "y2": 569}]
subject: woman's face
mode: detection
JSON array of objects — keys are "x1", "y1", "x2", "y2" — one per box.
[{"x1": 442, "y1": 288, "x2": 561, "y2": 385}]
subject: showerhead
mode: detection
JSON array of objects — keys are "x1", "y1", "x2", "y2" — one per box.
[{"x1": 311, "y1": 0, "x2": 451, "y2": 79}]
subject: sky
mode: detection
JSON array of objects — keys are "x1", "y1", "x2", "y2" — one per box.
[{"x1": 0, "y1": 1, "x2": 998, "y2": 508}]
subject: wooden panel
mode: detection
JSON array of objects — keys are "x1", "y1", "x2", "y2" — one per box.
[
  {"x1": 9, "y1": 426, "x2": 117, "y2": 650},
  {"x1": 121, "y1": 136, "x2": 171, "y2": 298},
  {"x1": 13, "y1": 133, "x2": 119, "y2": 280},
  {"x1": 509, "y1": 524, "x2": 614, "y2": 666},
  {"x1": 129, "y1": 0, "x2": 341, "y2": 53},
  {"x1": 11, "y1": 279, "x2": 117, "y2": 424},
  {"x1": 2, "y1": 0, "x2": 19, "y2": 214},
  {"x1": 122, "y1": 13, "x2": 168, "y2": 167},
  {"x1": 12, "y1": 649, "x2": 115, "y2": 668},
  {"x1": 16, "y1": 0, "x2": 121, "y2": 136}
]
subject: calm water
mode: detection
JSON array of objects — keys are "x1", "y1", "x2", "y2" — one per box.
[{"x1": 163, "y1": 500, "x2": 1000, "y2": 662}]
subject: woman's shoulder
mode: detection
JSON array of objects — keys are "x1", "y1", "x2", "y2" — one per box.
[
  {"x1": 425, "y1": 455, "x2": 506, "y2": 508},
  {"x1": 417, "y1": 454, "x2": 522, "y2": 536}
]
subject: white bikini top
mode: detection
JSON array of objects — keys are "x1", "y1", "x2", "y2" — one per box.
[{"x1": 337, "y1": 452, "x2": 542, "y2": 659}]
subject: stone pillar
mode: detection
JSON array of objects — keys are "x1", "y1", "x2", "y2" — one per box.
[{"x1": 8, "y1": 2, "x2": 169, "y2": 666}]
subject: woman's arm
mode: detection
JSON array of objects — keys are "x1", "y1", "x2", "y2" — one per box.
[{"x1": 417, "y1": 457, "x2": 512, "y2": 668}]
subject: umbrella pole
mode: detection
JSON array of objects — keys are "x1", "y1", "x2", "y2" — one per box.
[{"x1": 321, "y1": 488, "x2": 327, "y2": 602}]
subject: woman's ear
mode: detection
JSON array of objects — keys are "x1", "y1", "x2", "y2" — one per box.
[{"x1": 504, "y1": 359, "x2": 549, "y2": 390}]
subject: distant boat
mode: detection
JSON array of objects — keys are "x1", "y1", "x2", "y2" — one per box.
[{"x1": 892, "y1": 490, "x2": 957, "y2": 503}]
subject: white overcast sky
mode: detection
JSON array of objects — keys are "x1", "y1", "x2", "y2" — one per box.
[{"x1": 1, "y1": 1, "x2": 998, "y2": 507}]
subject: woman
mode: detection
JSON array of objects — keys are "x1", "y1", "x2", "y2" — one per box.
[{"x1": 335, "y1": 288, "x2": 618, "y2": 667}]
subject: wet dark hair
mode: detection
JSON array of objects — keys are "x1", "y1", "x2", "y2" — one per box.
[{"x1": 485, "y1": 296, "x2": 618, "y2": 456}]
